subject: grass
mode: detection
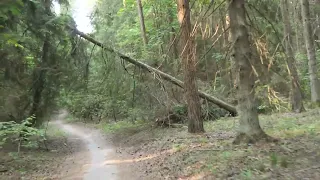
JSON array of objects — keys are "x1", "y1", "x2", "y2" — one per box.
[
  {"x1": 198, "y1": 109, "x2": 320, "y2": 179},
  {"x1": 45, "y1": 125, "x2": 66, "y2": 137},
  {"x1": 64, "y1": 113, "x2": 79, "y2": 123},
  {"x1": 204, "y1": 109, "x2": 320, "y2": 139},
  {"x1": 96, "y1": 119, "x2": 147, "y2": 133}
]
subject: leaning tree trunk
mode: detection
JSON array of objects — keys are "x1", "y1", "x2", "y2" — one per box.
[
  {"x1": 136, "y1": 0, "x2": 148, "y2": 45},
  {"x1": 229, "y1": 0, "x2": 273, "y2": 144},
  {"x1": 281, "y1": 0, "x2": 305, "y2": 113},
  {"x1": 177, "y1": 0, "x2": 204, "y2": 133},
  {"x1": 293, "y1": 1, "x2": 303, "y2": 53},
  {"x1": 70, "y1": 28, "x2": 238, "y2": 115},
  {"x1": 301, "y1": 0, "x2": 320, "y2": 106}
]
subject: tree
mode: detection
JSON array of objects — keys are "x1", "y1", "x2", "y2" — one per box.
[
  {"x1": 29, "y1": 0, "x2": 52, "y2": 125},
  {"x1": 177, "y1": 0, "x2": 204, "y2": 133},
  {"x1": 300, "y1": 0, "x2": 320, "y2": 106},
  {"x1": 293, "y1": 1, "x2": 303, "y2": 53},
  {"x1": 136, "y1": 0, "x2": 148, "y2": 45},
  {"x1": 229, "y1": 0, "x2": 273, "y2": 143},
  {"x1": 280, "y1": 0, "x2": 305, "y2": 113}
]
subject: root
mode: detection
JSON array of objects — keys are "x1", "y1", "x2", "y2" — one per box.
[{"x1": 233, "y1": 132, "x2": 278, "y2": 145}]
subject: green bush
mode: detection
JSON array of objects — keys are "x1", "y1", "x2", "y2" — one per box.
[{"x1": 0, "y1": 116, "x2": 46, "y2": 152}]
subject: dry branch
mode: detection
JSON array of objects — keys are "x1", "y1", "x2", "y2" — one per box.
[{"x1": 71, "y1": 28, "x2": 237, "y2": 115}]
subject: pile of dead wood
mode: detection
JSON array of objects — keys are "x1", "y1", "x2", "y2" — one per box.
[
  {"x1": 155, "y1": 105, "x2": 230, "y2": 128},
  {"x1": 155, "y1": 112, "x2": 185, "y2": 128}
]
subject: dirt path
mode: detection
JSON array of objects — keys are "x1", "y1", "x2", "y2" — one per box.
[{"x1": 51, "y1": 111, "x2": 119, "y2": 180}]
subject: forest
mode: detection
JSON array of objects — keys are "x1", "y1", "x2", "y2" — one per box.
[{"x1": 1, "y1": 0, "x2": 320, "y2": 179}]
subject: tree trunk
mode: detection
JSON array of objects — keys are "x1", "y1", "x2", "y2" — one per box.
[
  {"x1": 229, "y1": 0, "x2": 273, "y2": 144},
  {"x1": 177, "y1": 0, "x2": 204, "y2": 133},
  {"x1": 220, "y1": 6, "x2": 232, "y2": 95},
  {"x1": 300, "y1": 0, "x2": 320, "y2": 106},
  {"x1": 29, "y1": 36, "x2": 49, "y2": 125},
  {"x1": 293, "y1": 1, "x2": 303, "y2": 53},
  {"x1": 281, "y1": 0, "x2": 305, "y2": 113},
  {"x1": 136, "y1": 0, "x2": 148, "y2": 45},
  {"x1": 29, "y1": 0, "x2": 51, "y2": 125},
  {"x1": 168, "y1": 9, "x2": 179, "y2": 60}
]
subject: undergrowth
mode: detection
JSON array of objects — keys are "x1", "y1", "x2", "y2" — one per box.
[
  {"x1": 0, "y1": 116, "x2": 46, "y2": 152},
  {"x1": 44, "y1": 125, "x2": 66, "y2": 137}
]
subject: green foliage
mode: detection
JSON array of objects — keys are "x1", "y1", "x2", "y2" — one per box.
[
  {"x1": 1, "y1": 0, "x2": 316, "y2": 133},
  {"x1": 0, "y1": 0, "x2": 84, "y2": 124},
  {"x1": 0, "y1": 116, "x2": 45, "y2": 151},
  {"x1": 172, "y1": 105, "x2": 187, "y2": 116},
  {"x1": 62, "y1": 0, "x2": 320, "y2": 127}
]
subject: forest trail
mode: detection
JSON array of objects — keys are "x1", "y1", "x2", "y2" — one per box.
[{"x1": 51, "y1": 111, "x2": 119, "y2": 180}]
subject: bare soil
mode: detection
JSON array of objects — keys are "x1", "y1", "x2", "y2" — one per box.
[{"x1": 0, "y1": 131, "x2": 86, "y2": 180}]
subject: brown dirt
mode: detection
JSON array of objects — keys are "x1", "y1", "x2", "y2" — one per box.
[
  {"x1": 0, "y1": 134, "x2": 87, "y2": 180},
  {"x1": 70, "y1": 122, "x2": 140, "y2": 180},
  {"x1": 0, "y1": 111, "x2": 136, "y2": 180}
]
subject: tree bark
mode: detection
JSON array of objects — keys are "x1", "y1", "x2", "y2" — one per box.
[
  {"x1": 301, "y1": 0, "x2": 320, "y2": 106},
  {"x1": 293, "y1": 1, "x2": 303, "y2": 53},
  {"x1": 29, "y1": 0, "x2": 52, "y2": 125},
  {"x1": 220, "y1": 6, "x2": 232, "y2": 95},
  {"x1": 281, "y1": 0, "x2": 305, "y2": 113},
  {"x1": 168, "y1": 8, "x2": 179, "y2": 60},
  {"x1": 136, "y1": 0, "x2": 148, "y2": 45},
  {"x1": 229, "y1": 0, "x2": 273, "y2": 144},
  {"x1": 177, "y1": 0, "x2": 204, "y2": 133}
]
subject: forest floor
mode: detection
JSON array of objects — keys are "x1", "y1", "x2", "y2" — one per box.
[
  {"x1": 0, "y1": 111, "x2": 134, "y2": 180},
  {"x1": 1, "y1": 109, "x2": 320, "y2": 180},
  {"x1": 0, "y1": 117, "x2": 87, "y2": 180},
  {"x1": 101, "y1": 108, "x2": 320, "y2": 180}
]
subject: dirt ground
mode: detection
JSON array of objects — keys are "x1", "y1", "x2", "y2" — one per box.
[
  {"x1": 0, "y1": 132, "x2": 87, "y2": 180},
  {"x1": 107, "y1": 109, "x2": 320, "y2": 180},
  {"x1": 1, "y1": 109, "x2": 319, "y2": 180},
  {"x1": 0, "y1": 112, "x2": 135, "y2": 180}
]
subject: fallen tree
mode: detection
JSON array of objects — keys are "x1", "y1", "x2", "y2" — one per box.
[{"x1": 71, "y1": 28, "x2": 237, "y2": 116}]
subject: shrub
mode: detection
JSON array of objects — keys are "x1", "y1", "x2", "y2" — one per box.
[{"x1": 0, "y1": 116, "x2": 46, "y2": 152}]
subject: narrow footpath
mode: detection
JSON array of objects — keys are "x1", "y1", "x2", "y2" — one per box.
[{"x1": 51, "y1": 111, "x2": 119, "y2": 180}]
